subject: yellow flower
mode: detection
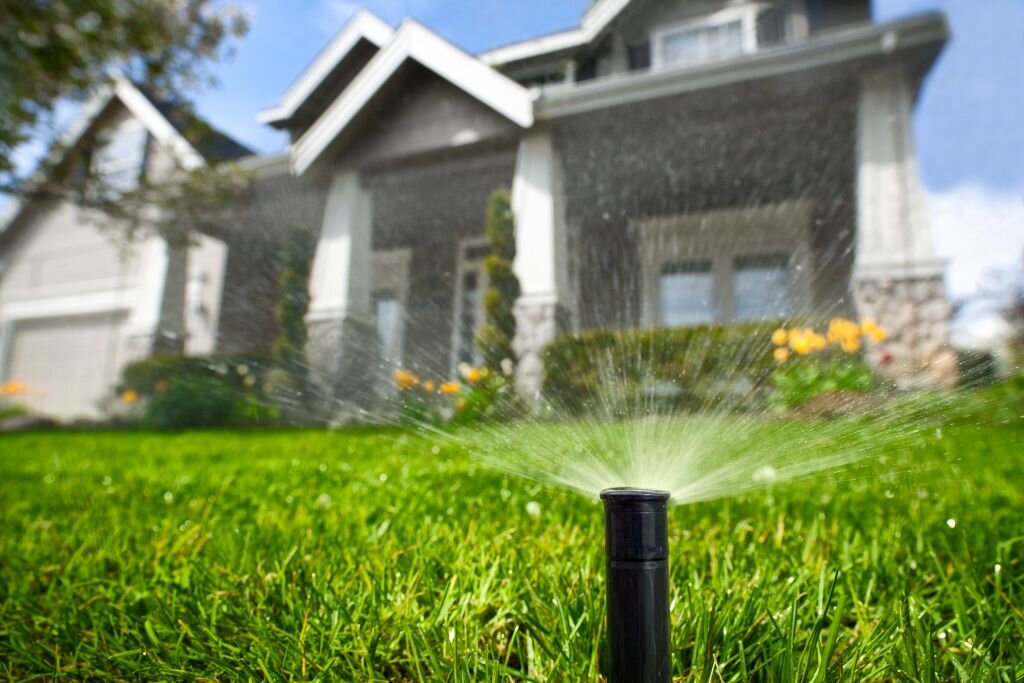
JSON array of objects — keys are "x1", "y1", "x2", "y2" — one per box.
[
  {"x1": 840, "y1": 337, "x2": 862, "y2": 354},
  {"x1": 121, "y1": 389, "x2": 139, "y2": 404},
  {"x1": 869, "y1": 327, "x2": 887, "y2": 342},
  {"x1": 789, "y1": 329, "x2": 814, "y2": 355},
  {"x1": 809, "y1": 333, "x2": 828, "y2": 351},
  {"x1": 439, "y1": 381, "x2": 461, "y2": 395},
  {"x1": 466, "y1": 367, "x2": 482, "y2": 383},
  {"x1": 861, "y1": 319, "x2": 887, "y2": 342},
  {"x1": 771, "y1": 328, "x2": 788, "y2": 346},
  {"x1": 456, "y1": 398, "x2": 467, "y2": 411},
  {"x1": 422, "y1": 380, "x2": 436, "y2": 393},
  {"x1": 0, "y1": 380, "x2": 27, "y2": 396},
  {"x1": 392, "y1": 369, "x2": 419, "y2": 391},
  {"x1": 774, "y1": 347, "x2": 790, "y2": 362}
]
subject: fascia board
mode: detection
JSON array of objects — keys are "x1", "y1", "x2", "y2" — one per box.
[{"x1": 258, "y1": 11, "x2": 394, "y2": 125}]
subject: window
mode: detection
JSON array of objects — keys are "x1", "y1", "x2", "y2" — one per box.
[
  {"x1": 452, "y1": 240, "x2": 489, "y2": 369},
  {"x1": 733, "y1": 254, "x2": 791, "y2": 321},
  {"x1": 373, "y1": 289, "x2": 402, "y2": 361},
  {"x1": 660, "y1": 20, "x2": 744, "y2": 67},
  {"x1": 91, "y1": 119, "x2": 150, "y2": 196},
  {"x1": 660, "y1": 261, "x2": 713, "y2": 326},
  {"x1": 455, "y1": 270, "x2": 482, "y2": 365}
]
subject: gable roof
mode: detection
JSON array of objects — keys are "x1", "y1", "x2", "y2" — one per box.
[
  {"x1": 291, "y1": 19, "x2": 534, "y2": 175},
  {"x1": 479, "y1": 0, "x2": 632, "y2": 66},
  {"x1": 1, "y1": 78, "x2": 250, "y2": 235},
  {"x1": 258, "y1": 11, "x2": 394, "y2": 127}
]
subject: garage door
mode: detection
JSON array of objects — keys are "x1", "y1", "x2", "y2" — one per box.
[{"x1": 5, "y1": 313, "x2": 125, "y2": 419}]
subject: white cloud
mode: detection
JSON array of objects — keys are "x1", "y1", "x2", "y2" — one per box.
[{"x1": 927, "y1": 183, "x2": 1024, "y2": 299}]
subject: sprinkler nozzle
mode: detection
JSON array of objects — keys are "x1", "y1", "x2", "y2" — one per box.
[{"x1": 601, "y1": 488, "x2": 671, "y2": 683}]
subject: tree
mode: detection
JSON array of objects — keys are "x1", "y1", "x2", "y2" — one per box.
[
  {"x1": 0, "y1": 0, "x2": 248, "y2": 192},
  {"x1": 477, "y1": 188, "x2": 521, "y2": 370}
]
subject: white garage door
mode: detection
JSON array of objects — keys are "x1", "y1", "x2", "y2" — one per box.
[{"x1": 5, "y1": 313, "x2": 125, "y2": 419}]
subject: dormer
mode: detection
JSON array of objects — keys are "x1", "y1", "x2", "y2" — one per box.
[{"x1": 482, "y1": 0, "x2": 874, "y2": 86}]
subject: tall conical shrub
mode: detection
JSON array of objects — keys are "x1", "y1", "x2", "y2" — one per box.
[
  {"x1": 477, "y1": 188, "x2": 521, "y2": 370},
  {"x1": 268, "y1": 224, "x2": 315, "y2": 419}
]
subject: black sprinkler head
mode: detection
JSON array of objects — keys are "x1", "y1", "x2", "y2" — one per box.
[{"x1": 601, "y1": 488, "x2": 671, "y2": 683}]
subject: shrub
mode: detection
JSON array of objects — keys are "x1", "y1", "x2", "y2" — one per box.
[
  {"x1": 119, "y1": 355, "x2": 276, "y2": 429},
  {"x1": 477, "y1": 188, "x2": 520, "y2": 372},
  {"x1": 957, "y1": 349, "x2": 999, "y2": 389},
  {"x1": 542, "y1": 322, "x2": 783, "y2": 415},
  {"x1": 391, "y1": 363, "x2": 520, "y2": 426},
  {"x1": 768, "y1": 319, "x2": 887, "y2": 409},
  {"x1": 268, "y1": 225, "x2": 315, "y2": 421}
]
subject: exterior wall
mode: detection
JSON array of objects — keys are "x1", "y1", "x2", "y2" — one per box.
[
  {"x1": 366, "y1": 145, "x2": 517, "y2": 376},
  {"x1": 550, "y1": 69, "x2": 859, "y2": 332},
  {"x1": 345, "y1": 66, "x2": 518, "y2": 167},
  {"x1": 215, "y1": 167, "x2": 330, "y2": 357}
]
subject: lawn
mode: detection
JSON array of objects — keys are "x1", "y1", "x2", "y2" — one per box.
[{"x1": 0, "y1": 420, "x2": 1021, "y2": 681}]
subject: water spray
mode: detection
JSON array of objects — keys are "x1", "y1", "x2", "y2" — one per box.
[{"x1": 600, "y1": 488, "x2": 671, "y2": 683}]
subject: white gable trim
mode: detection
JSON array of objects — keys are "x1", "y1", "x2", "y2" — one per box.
[
  {"x1": 112, "y1": 78, "x2": 205, "y2": 171},
  {"x1": 258, "y1": 11, "x2": 394, "y2": 125},
  {"x1": 292, "y1": 20, "x2": 535, "y2": 175},
  {"x1": 480, "y1": 0, "x2": 632, "y2": 66}
]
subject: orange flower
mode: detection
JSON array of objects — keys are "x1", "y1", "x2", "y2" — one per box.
[
  {"x1": 0, "y1": 380, "x2": 27, "y2": 396},
  {"x1": 771, "y1": 328, "x2": 788, "y2": 346},
  {"x1": 773, "y1": 347, "x2": 790, "y2": 362},
  {"x1": 466, "y1": 367, "x2": 481, "y2": 383},
  {"x1": 439, "y1": 381, "x2": 461, "y2": 395},
  {"x1": 422, "y1": 380, "x2": 436, "y2": 393},
  {"x1": 121, "y1": 389, "x2": 139, "y2": 404},
  {"x1": 840, "y1": 337, "x2": 862, "y2": 354},
  {"x1": 392, "y1": 369, "x2": 419, "y2": 391}
]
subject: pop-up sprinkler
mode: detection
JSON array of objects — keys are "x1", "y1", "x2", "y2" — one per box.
[{"x1": 600, "y1": 488, "x2": 671, "y2": 683}]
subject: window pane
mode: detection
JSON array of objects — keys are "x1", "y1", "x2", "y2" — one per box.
[
  {"x1": 457, "y1": 270, "x2": 481, "y2": 365},
  {"x1": 373, "y1": 291, "x2": 401, "y2": 361},
  {"x1": 734, "y1": 255, "x2": 791, "y2": 321},
  {"x1": 662, "y1": 20, "x2": 743, "y2": 67},
  {"x1": 660, "y1": 262, "x2": 713, "y2": 326}
]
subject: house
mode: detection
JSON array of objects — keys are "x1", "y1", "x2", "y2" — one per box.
[
  {"x1": 1, "y1": 0, "x2": 955, "y2": 419},
  {"x1": 0, "y1": 79, "x2": 251, "y2": 418}
]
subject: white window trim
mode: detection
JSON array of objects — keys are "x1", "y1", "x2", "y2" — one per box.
[
  {"x1": 371, "y1": 248, "x2": 412, "y2": 367},
  {"x1": 449, "y1": 236, "x2": 490, "y2": 374},
  {"x1": 636, "y1": 200, "x2": 814, "y2": 328},
  {"x1": 650, "y1": 4, "x2": 767, "y2": 68}
]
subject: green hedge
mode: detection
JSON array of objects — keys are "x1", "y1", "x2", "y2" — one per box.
[
  {"x1": 542, "y1": 322, "x2": 783, "y2": 415},
  {"x1": 120, "y1": 355, "x2": 277, "y2": 429}
]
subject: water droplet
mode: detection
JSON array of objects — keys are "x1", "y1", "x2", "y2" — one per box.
[
  {"x1": 526, "y1": 501, "x2": 541, "y2": 518},
  {"x1": 163, "y1": 491, "x2": 174, "y2": 503},
  {"x1": 910, "y1": 560, "x2": 918, "y2": 570},
  {"x1": 43, "y1": 474, "x2": 55, "y2": 485},
  {"x1": 291, "y1": 458, "x2": 300, "y2": 467},
  {"x1": 101, "y1": 476, "x2": 112, "y2": 486},
  {"x1": 431, "y1": 446, "x2": 440, "y2": 455},
  {"x1": 285, "y1": 495, "x2": 294, "y2": 504},
  {"x1": 379, "y1": 473, "x2": 388, "y2": 482},
  {"x1": 938, "y1": 631, "x2": 946, "y2": 640},
  {"x1": 448, "y1": 627, "x2": 456, "y2": 642},
  {"x1": 316, "y1": 493, "x2": 332, "y2": 508},
  {"x1": 994, "y1": 563, "x2": 1002, "y2": 574},
  {"x1": 318, "y1": 463, "x2": 327, "y2": 472},
  {"x1": 884, "y1": 490, "x2": 895, "y2": 499},
  {"x1": 786, "y1": 576, "x2": 795, "y2": 584},
  {"x1": 946, "y1": 518, "x2": 956, "y2": 529}
]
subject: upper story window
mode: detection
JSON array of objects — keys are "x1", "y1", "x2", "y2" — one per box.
[
  {"x1": 91, "y1": 118, "x2": 150, "y2": 196},
  {"x1": 651, "y1": 5, "x2": 771, "y2": 69}
]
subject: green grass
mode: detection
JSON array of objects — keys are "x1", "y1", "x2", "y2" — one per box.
[{"x1": 0, "y1": 421, "x2": 1021, "y2": 681}]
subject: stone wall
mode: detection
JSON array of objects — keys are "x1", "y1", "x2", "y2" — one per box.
[{"x1": 854, "y1": 274, "x2": 957, "y2": 388}]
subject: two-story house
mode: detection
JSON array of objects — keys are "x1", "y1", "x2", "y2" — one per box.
[{"x1": 0, "y1": 0, "x2": 953, "y2": 418}]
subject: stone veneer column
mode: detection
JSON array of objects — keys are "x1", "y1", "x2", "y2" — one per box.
[
  {"x1": 855, "y1": 65, "x2": 956, "y2": 387},
  {"x1": 304, "y1": 169, "x2": 378, "y2": 408},
  {"x1": 511, "y1": 130, "x2": 573, "y2": 398}
]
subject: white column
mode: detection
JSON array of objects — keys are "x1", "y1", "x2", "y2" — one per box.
[
  {"x1": 854, "y1": 65, "x2": 955, "y2": 387},
  {"x1": 307, "y1": 170, "x2": 372, "y2": 324},
  {"x1": 304, "y1": 169, "x2": 377, "y2": 406},
  {"x1": 855, "y1": 65, "x2": 942, "y2": 280},
  {"x1": 510, "y1": 130, "x2": 571, "y2": 397}
]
